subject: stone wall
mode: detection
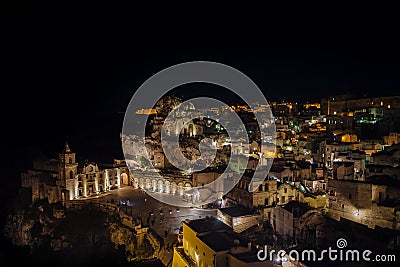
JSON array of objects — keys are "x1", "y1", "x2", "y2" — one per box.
[
  {"x1": 270, "y1": 206, "x2": 293, "y2": 240},
  {"x1": 327, "y1": 179, "x2": 400, "y2": 229}
]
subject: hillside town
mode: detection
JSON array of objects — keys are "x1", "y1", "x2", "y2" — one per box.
[{"x1": 4, "y1": 93, "x2": 400, "y2": 266}]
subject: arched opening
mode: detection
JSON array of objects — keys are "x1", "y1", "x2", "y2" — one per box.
[
  {"x1": 69, "y1": 170, "x2": 74, "y2": 179},
  {"x1": 145, "y1": 178, "x2": 151, "y2": 190},
  {"x1": 178, "y1": 182, "x2": 185, "y2": 195},
  {"x1": 158, "y1": 180, "x2": 163, "y2": 193},
  {"x1": 139, "y1": 177, "x2": 144, "y2": 189},
  {"x1": 121, "y1": 173, "x2": 128, "y2": 185},
  {"x1": 189, "y1": 124, "x2": 194, "y2": 136},
  {"x1": 165, "y1": 181, "x2": 170, "y2": 194},
  {"x1": 170, "y1": 182, "x2": 177, "y2": 195}
]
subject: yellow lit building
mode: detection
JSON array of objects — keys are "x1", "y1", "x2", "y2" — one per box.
[
  {"x1": 304, "y1": 103, "x2": 321, "y2": 109},
  {"x1": 172, "y1": 218, "x2": 271, "y2": 267},
  {"x1": 135, "y1": 108, "x2": 157, "y2": 115},
  {"x1": 339, "y1": 133, "x2": 358, "y2": 143}
]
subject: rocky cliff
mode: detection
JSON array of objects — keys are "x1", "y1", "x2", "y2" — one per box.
[{"x1": 3, "y1": 195, "x2": 157, "y2": 266}]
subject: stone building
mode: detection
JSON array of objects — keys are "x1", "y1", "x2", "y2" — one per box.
[
  {"x1": 268, "y1": 166, "x2": 294, "y2": 182},
  {"x1": 59, "y1": 144, "x2": 123, "y2": 200},
  {"x1": 327, "y1": 176, "x2": 400, "y2": 229},
  {"x1": 226, "y1": 175, "x2": 305, "y2": 209},
  {"x1": 321, "y1": 95, "x2": 400, "y2": 115},
  {"x1": 294, "y1": 161, "x2": 312, "y2": 180},
  {"x1": 131, "y1": 170, "x2": 193, "y2": 199},
  {"x1": 21, "y1": 157, "x2": 62, "y2": 204},
  {"x1": 370, "y1": 146, "x2": 400, "y2": 166},
  {"x1": 270, "y1": 201, "x2": 310, "y2": 244},
  {"x1": 21, "y1": 143, "x2": 124, "y2": 203},
  {"x1": 318, "y1": 140, "x2": 355, "y2": 169},
  {"x1": 384, "y1": 132, "x2": 400, "y2": 146},
  {"x1": 366, "y1": 164, "x2": 400, "y2": 178},
  {"x1": 172, "y1": 218, "x2": 269, "y2": 267},
  {"x1": 217, "y1": 206, "x2": 262, "y2": 233},
  {"x1": 226, "y1": 176, "x2": 278, "y2": 209},
  {"x1": 30, "y1": 172, "x2": 62, "y2": 204},
  {"x1": 333, "y1": 161, "x2": 355, "y2": 180}
]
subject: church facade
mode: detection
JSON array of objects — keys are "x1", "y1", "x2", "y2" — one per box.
[{"x1": 21, "y1": 143, "x2": 126, "y2": 203}]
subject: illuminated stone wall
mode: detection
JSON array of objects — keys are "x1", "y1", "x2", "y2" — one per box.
[{"x1": 327, "y1": 179, "x2": 400, "y2": 229}]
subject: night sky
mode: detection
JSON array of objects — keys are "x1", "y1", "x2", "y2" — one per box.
[{"x1": 2, "y1": 14, "x2": 400, "y2": 201}]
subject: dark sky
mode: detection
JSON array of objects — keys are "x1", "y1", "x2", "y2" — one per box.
[{"x1": 2, "y1": 14, "x2": 400, "y2": 191}]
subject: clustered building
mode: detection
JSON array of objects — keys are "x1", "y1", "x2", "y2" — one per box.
[
  {"x1": 19, "y1": 93, "x2": 400, "y2": 266},
  {"x1": 171, "y1": 94, "x2": 400, "y2": 267}
]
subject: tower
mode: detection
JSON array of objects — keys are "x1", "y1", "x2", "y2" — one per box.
[{"x1": 58, "y1": 142, "x2": 78, "y2": 187}]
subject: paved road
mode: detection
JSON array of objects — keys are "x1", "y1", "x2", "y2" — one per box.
[
  {"x1": 80, "y1": 186, "x2": 216, "y2": 266},
  {"x1": 98, "y1": 186, "x2": 216, "y2": 237}
]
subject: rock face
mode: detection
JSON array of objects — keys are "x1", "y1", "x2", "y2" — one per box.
[
  {"x1": 4, "y1": 211, "x2": 35, "y2": 246},
  {"x1": 3, "y1": 198, "x2": 157, "y2": 264},
  {"x1": 109, "y1": 223, "x2": 155, "y2": 262}
]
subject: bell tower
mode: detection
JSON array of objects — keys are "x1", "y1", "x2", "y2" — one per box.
[{"x1": 58, "y1": 142, "x2": 78, "y2": 187}]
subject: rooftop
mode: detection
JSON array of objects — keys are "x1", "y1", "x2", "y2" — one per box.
[
  {"x1": 184, "y1": 217, "x2": 228, "y2": 233},
  {"x1": 185, "y1": 217, "x2": 249, "y2": 252},
  {"x1": 365, "y1": 175, "x2": 400, "y2": 187},
  {"x1": 296, "y1": 161, "x2": 311, "y2": 169},
  {"x1": 373, "y1": 148, "x2": 399, "y2": 156},
  {"x1": 198, "y1": 231, "x2": 247, "y2": 252},
  {"x1": 219, "y1": 205, "x2": 256, "y2": 217},
  {"x1": 282, "y1": 201, "x2": 310, "y2": 217},
  {"x1": 333, "y1": 161, "x2": 354, "y2": 167}
]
